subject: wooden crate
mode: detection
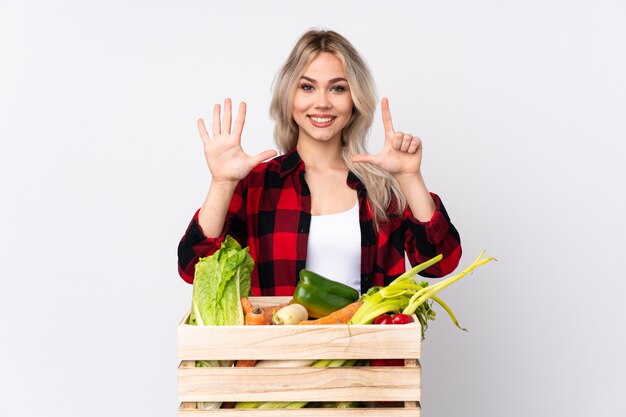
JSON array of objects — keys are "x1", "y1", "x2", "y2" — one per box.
[{"x1": 178, "y1": 296, "x2": 422, "y2": 416}]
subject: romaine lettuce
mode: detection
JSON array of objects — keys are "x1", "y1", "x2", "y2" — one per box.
[{"x1": 190, "y1": 236, "x2": 253, "y2": 327}]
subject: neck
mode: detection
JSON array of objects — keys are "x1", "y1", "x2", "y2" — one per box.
[{"x1": 296, "y1": 136, "x2": 345, "y2": 170}]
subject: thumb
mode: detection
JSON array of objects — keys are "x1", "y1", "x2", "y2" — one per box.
[
  {"x1": 352, "y1": 153, "x2": 379, "y2": 166},
  {"x1": 251, "y1": 149, "x2": 278, "y2": 167}
]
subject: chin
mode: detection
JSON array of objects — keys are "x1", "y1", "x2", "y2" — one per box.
[{"x1": 309, "y1": 129, "x2": 341, "y2": 143}]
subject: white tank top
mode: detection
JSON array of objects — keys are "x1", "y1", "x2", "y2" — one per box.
[{"x1": 306, "y1": 201, "x2": 361, "y2": 293}]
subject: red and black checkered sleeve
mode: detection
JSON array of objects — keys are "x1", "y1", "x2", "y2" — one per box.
[
  {"x1": 177, "y1": 180, "x2": 249, "y2": 284},
  {"x1": 402, "y1": 192, "x2": 462, "y2": 277}
]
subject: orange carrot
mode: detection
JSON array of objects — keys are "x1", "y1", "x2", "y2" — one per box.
[
  {"x1": 241, "y1": 297, "x2": 255, "y2": 315},
  {"x1": 235, "y1": 359, "x2": 257, "y2": 367},
  {"x1": 245, "y1": 306, "x2": 270, "y2": 325},
  {"x1": 258, "y1": 304, "x2": 288, "y2": 323},
  {"x1": 298, "y1": 301, "x2": 363, "y2": 325},
  {"x1": 241, "y1": 298, "x2": 287, "y2": 325}
]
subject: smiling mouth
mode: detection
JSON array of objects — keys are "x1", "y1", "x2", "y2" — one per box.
[{"x1": 307, "y1": 115, "x2": 336, "y2": 127}]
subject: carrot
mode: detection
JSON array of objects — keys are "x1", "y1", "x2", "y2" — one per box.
[
  {"x1": 245, "y1": 306, "x2": 270, "y2": 325},
  {"x1": 258, "y1": 304, "x2": 287, "y2": 323},
  {"x1": 298, "y1": 301, "x2": 363, "y2": 325},
  {"x1": 241, "y1": 297, "x2": 255, "y2": 315},
  {"x1": 235, "y1": 359, "x2": 257, "y2": 367},
  {"x1": 242, "y1": 298, "x2": 287, "y2": 325}
]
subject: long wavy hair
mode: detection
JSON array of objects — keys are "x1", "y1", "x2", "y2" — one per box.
[{"x1": 269, "y1": 29, "x2": 406, "y2": 226}]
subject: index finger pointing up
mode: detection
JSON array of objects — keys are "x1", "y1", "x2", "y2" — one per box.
[{"x1": 381, "y1": 97, "x2": 395, "y2": 134}]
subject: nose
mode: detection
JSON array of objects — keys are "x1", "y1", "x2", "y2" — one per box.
[{"x1": 315, "y1": 90, "x2": 332, "y2": 109}]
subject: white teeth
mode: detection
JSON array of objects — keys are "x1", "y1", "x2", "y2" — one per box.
[{"x1": 310, "y1": 116, "x2": 334, "y2": 123}]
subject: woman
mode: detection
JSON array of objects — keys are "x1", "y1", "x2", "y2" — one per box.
[{"x1": 178, "y1": 29, "x2": 461, "y2": 295}]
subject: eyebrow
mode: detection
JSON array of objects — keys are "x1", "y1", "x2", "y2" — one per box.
[{"x1": 300, "y1": 76, "x2": 348, "y2": 84}]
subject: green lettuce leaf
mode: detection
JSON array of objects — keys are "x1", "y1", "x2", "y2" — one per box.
[{"x1": 190, "y1": 236, "x2": 254, "y2": 327}]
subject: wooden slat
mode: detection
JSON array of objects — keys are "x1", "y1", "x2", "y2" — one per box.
[
  {"x1": 179, "y1": 361, "x2": 198, "y2": 410},
  {"x1": 178, "y1": 366, "x2": 420, "y2": 403},
  {"x1": 404, "y1": 359, "x2": 418, "y2": 367},
  {"x1": 178, "y1": 405, "x2": 420, "y2": 416},
  {"x1": 403, "y1": 359, "x2": 420, "y2": 409},
  {"x1": 178, "y1": 322, "x2": 421, "y2": 360},
  {"x1": 249, "y1": 296, "x2": 290, "y2": 307}
]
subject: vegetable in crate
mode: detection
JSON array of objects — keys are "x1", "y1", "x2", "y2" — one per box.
[
  {"x1": 272, "y1": 303, "x2": 308, "y2": 325},
  {"x1": 188, "y1": 236, "x2": 254, "y2": 409},
  {"x1": 297, "y1": 300, "x2": 363, "y2": 325},
  {"x1": 241, "y1": 297, "x2": 285, "y2": 325},
  {"x1": 189, "y1": 235, "x2": 253, "y2": 327},
  {"x1": 292, "y1": 269, "x2": 360, "y2": 318},
  {"x1": 349, "y1": 251, "x2": 496, "y2": 339}
]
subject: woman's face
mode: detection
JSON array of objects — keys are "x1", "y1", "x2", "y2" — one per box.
[{"x1": 292, "y1": 52, "x2": 354, "y2": 146}]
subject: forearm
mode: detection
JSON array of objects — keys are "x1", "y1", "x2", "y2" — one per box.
[
  {"x1": 394, "y1": 172, "x2": 436, "y2": 222},
  {"x1": 198, "y1": 180, "x2": 239, "y2": 238}
]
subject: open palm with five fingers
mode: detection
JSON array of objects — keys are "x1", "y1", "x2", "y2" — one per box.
[
  {"x1": 352, "y1": 97, "x2": 423, "y2": 178},
  {"x1": 198, "y1": 98, "x2": 277, "y2": 183}
]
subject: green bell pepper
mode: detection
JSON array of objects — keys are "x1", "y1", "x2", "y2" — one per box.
[{"x1": 293, "y1": 269, "x2": 360, "y2": 319}]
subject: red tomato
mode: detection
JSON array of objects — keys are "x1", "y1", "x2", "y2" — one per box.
[
  {"x1": 391, "y1": 313, "x2": 414, "y2": 324},
  {"x1": 373, "y1": 314, "x2": 394, "y2": 325}
]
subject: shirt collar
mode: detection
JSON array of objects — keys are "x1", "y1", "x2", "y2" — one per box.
[
  {"x1": 279, "y1": 147, "x2": 304, "y2": 179},
  {"x1": 347, "y1": 171, "x2": 366, "y2": 191}
]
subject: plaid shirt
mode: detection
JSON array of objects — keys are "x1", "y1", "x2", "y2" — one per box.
[{"x1": 178, "y1": 148, "x2": 462, "y2": 295}]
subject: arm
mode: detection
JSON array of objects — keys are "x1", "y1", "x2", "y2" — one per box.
[
  {"x1": 353, "y1": 97, "x2": 461, "y2": 276},
  {"x1": 178, "y1": 98, "x2": 276, "y2": 283},
  {"x1": 395, "y1": 172, "x2": 461, "y2": 276},
  {"x1": 198, "y1": 180, "x2": 239, "y2": 238},
  {"x1": 394, "y1": 172, "x2": 435, "y2": 222},
  {"x1": 177, "y1": 179, "x2": 249, "y2": 284}
]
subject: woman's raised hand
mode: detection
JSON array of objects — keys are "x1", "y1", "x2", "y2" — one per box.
[
  {"x1": 198, "y1": 98, "x2": 277, "y2": 183},
  {"x1": 352, "y1": 98, "x2": 423, "y2": 178}
]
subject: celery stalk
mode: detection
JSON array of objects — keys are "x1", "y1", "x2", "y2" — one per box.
[
  {"x1": 430, "y1": 295, "x2": 466, "y2": 331},
  {"x1": 390, "y1": 254, "x2": 443, "y2": 284},
  {"x1": 352, "y1": 298, "x2": 407, "y2": 324},
  {"x1": 257, "y1": 402, "x2": 308, "y2": 409},
  {"x1": 403, "y1": 251, "x2": 496, "y2": 316},
  {"x1": 234, "y1": 402, "x2": 263, "y2": 408},
  {"x1": 351, "y1": 251, "x2": 495, "y2": 339}
]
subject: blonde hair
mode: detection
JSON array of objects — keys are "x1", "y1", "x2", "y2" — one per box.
[{"x1": 270, "y1": 29, "x2": 406, "y2": 226}]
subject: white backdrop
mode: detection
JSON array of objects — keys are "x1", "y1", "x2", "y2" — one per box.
[{"x1": 1, "y1": 1, "x2": 625, "y2": 416}]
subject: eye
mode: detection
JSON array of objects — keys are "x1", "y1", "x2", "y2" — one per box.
[
  {"x1": 300, "y1": 83, "x2": 314, "y2": 92},
  {"x1": 331, "y1": 85, "x2": 347, "y2": 93}
]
